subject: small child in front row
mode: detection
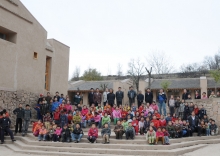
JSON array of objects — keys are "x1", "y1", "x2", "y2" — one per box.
[
  {"x1": 205, "y1": 122, "x2": 210, "y2": 136},
  {"x1": 155, "y1": 127, "x2": 164, "y2": 145},
  {"x1": 162, "y1": 127, "x2": 170, "y2": 145},
  {"x1": 146, "y1": 126, "x2": 156, "y2": 145}
]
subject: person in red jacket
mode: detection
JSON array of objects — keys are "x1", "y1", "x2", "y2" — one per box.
[
  {"x1": 194, "y1": 104, "x2": 199, "y2": 116},
  {"x1": 151, "y1": 115, "x2": 160, "y2": 128},
  {"x1": 172, "y1": 113, "x2": 178, "y2": 124},
  {"x1": 132, "y1": 117, "x2": 139, "y2": 135},
  {"x1": 159, "y1": 115, "x2": 167, "y2": 127},
  {"x1": 87, "y1": 123, "x2": 98, "y2": 143},
  {"x1": 154, "y1": 110, "x2": 161, "y2": 120},
  {"x1": 121, "y1": 108, "x2": 128, "y2": 119},
  {"x1": 53, "y1": 109, "x2": 60, "y2": 124},
  {"x1": 139, "y1": 103, "x2": 145, "y2": 113}
]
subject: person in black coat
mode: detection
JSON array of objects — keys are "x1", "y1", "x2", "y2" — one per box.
[
  {"x1": 88, "y1": 88, "x2": 94, "y2": 106},
  {"x1": 187, "y1": 111, "x2": 201, "y2": 136},
  {"x1": 0, "y1": 112, "x2": 16, "y2": 144},
  {"x1": 145, "y1": 88, "x2": 153, "y2": 104},
  {"x1": 61, "y1": 125, "x2": 71, "y2": 143},
  {"x1": 107, "y1": 88, "x2": 115, "y2": 107},
  {"x1": 53, "y1": 91, "x2": 60, "y2": 102},
  {"x1": 137, "y1": 91, "x2": 144, "y2": 108},
  {"x1": 13, "y1": 104, "x2": 24, "y2": 134},
  {"x1": 116, "y1": 87, "x2": 124, "y2": 107},
  {"x1": 127, "y1": 87, "x2": 137, "y2": 107},
  {"x1": 182, "y1": 89, "x2": 189, "y2": 101}
]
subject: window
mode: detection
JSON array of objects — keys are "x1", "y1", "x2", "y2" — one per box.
[
  {"x1": 33, "y1": 52, "x2": 38, "y2": 59},
  {"x1": 0, "y1": 26, "x2": 17, "y2": 43},
  {"x1": 45, "y1": 56, "x2": 52, "y2": 91}
]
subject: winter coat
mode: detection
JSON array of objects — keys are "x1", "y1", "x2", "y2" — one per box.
[
  {"x1": 0, "y1": 117, "x2": 11, "y2": 129},
  {"x1": 157, "y1": 93, "x2": 167, "y2": 103},
  {"x1": 23, "y1": 109, "x2": 32, "y2": 120},
  {"x1": 101, "y1": 128, "x2": 111, "y2": 136},
  {"x1": 52, "y1": 102, "x2": 60, "y2": 112},
  {"x1": 116, "y1": 91, "x2": 124, "y2": 101},
  {"x1": 114, "y1": 125, "x2": 124, "y2": 132},
  {"x1": 127, "y1": 90, "x2": 137, "y2": 99},
  {"x1": 72, "y1": 128, "x2": 83, "y2": 135},
  {"x1": 88, "y1": 128, "x2": 98, "y2": 138},
  {"x1": 179, "y1": 103, "x2": 185, "y2": 113},
  {"x1": 39, "y1": 128, "x2": 47, "y2": 135},
  {"x1": 60, "y1": 114, "x2": 68, "y2": 125},
  {"x1": 81, "y1": 108, "x2": 89, "y2": 116},
  {"x1": 94, "y1": 115, "x2": 101, "y2": 122},
  {"x1": 156, "y1": 131, "x2": 164, "y2": 137},
  {"x1": 54, "y1": 128, "x2": 62, "y2": 135},
  {"x1": 102, "y1": 116, "x2": 111, "y2": 125},
  {"x1": 53, "y1": 111, "x2": 60, "y2": 120},
  {"x1": 107, "y1": 93, "x2": 115, "y2": 104},
  {"x1": 13, "y1": 108, "x2": 24, "y2": 119},
  {"x1": 146, "y1": 130, "x2": 156, "y2": 140},
  {"x1": 113, "y1": 110, "x2": 121, "y2": 119},
  {"x1": 103, "y1": 91, "x2": 109, "y2": 102},
  {"x1": 72, "y1": 115, "x2": 82, "y2": 124},
  {"x1": 137, "y1": 94, "x2": 144, "y2": 102},
  {"x1": 88, "y1": 92, "x2": 94, "y2": 103},
  {"x1": 145, "y1": 92, "x2": 153, "y2": 104},
  {"x1": 61, "y1": 128, "x2": 71, "y2": 137},
  {"x1": 74, "y1": 95, "x2": 81, "y2": 105},
  {"x1": 93, "y1": 93, "x2": 102, "y2": 104}
]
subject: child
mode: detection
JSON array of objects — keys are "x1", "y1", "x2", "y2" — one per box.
[
  {"x1": 174, "y1": 120, "x2": 182, "y2": 138},
  {"x1": 166, "y1": 121, "x2": 175, "y2": 138},
  {"x1": 182, "y1": 120, "x2": 189, "y2": 137},
  {"x1": 154, "y1": 110, "x2": 161, "y2": 120},
  {"x1": 53, "y1": 109, "x2": 60, "y2": 125},
  {"x1": 165, "y1": 113, "x2": 172, "y2": 124},
  {"x1": 210, "y1": 120, "x2": 218, "y2": 136},
  {"x1": 112, "y1": 106, "x2": 121, "y2": 125},
  {"x1": 87, "y1": 123, "x2": 98, "y2": 143},
  {"x1": 73, "y1": 111, "x2": 82, "y2": 126},
  {"x1": 159, "y1": 115, "x2": 166, "y2": 127},
  {"x1": 155, "y1": 127, "x2": 164, "y2": 145},
  {"x1": 38, "y1": 125, "x2": 47, "y2": 141},
  {"x1": 175, "y1": 96, "x2": 181, "y2": 116},
  {"x1": 53, "y1": 125, "x2": 62, "y2": 142},
  {"x1": 81, "y1": 105, "x2": 89, "y2": 116},
  {"x1": 151, "y1": 101, "x2": 158, "y2": 112},
  {"x1": 194, "y1": 104, "x2": 199, "y2": 116},
  {"x1": 131, "y1": 103, "x2": 137, "y2": 112},
  {"x1": 102, "y1": 113, "x2": 111, "y2": 128},
  {"x1": 124, "y1": 104, "x2": 131, "y2": 112},
  {"x1": 125, "y1": 122, "x2": 135, "y2": 140},
  {"x1": 168, "y1": 95, "x2": 175, "y2": 117},
  {"x1": 94, "y1": 112, "x2": 101, "y2": 128},
  {"x1": 132, "y1": 117, "x2": 139, "y2": 135},
  {"x1": 151, "y1": 115, "x2": 160, "y2": 129},
  {"x1": 205, "y1": 122, "x2": 210, "y2": 136},
  {"x1": 34, "y1": 101, "x2": 42, "y2": 120},
  {"x1": 143, "y1": 117, "x2": 150, "y2": 133},
  {"x1": 198, "y1": 105, "x2": 207, "y2": 120},
  {"x1": 33, "y1": 120, "x2": 43, "y2": 137},
  {"x1": 101, "y1": 123, "x2": 111, "y2": 144},
  {"x1": 121, "y1": 108, "x2": 128, "y2": 119},
  {"x1": 43, "y1": 112, "x2": 52, "y2": 130},
  {"x1": 179, "y1": 100, "x2": 185, "y2": 119},
  {"x1": 60, "y1": 111, "x2": 68, "y2": 129},
  {"x1": 86, "y1": 111, "x2": 94, "y2": 127},
  {"x1": 162, "y1": 127, "x2": 170, "y2": 145},
  {"x1": 139, "y1": 117, "x2": 145, "y2": 135},
  {"x1": 61, "y1": 125, "x2": 71, "y2": 143},
  {"x1": 146, "y1": 126, "x2": 156, "y2": 145},
  {"x1": 48, "y1": 125, "x2": 55, "y2": 141},
  {"x1": 200, "y1": 121, "x2": 206, "y2": 136}
]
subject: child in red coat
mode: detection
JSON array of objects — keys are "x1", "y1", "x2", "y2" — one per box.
[
  {"x1": 156, "y1": 127, "x2": 164, "y2": 145},
  {"x1": 151, "y1": 115, "x2": 160, "y2": 128},
  {"x1": 132, "y1": 117, "x2": 139, "y2": 135},
  {"x1": 159, "y1": 115, "x2": 167, "y2": 127},
  {"x1": 87, "y1": 123, "x2": 98, "y2": 143},
  {"x1": 154, "y1": 110, "x2": 161, "y2": 120}
]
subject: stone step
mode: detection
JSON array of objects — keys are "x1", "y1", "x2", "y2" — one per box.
[
  {"x1": 6, "y1": 136, "x2": 220, "y2": 151},
  {"x1": 6, "y1": 140, "x2": 207, "y2": 156}
]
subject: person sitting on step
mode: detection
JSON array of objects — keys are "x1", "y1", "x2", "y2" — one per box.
[
  {"x1": 114, "y1": 120, "x2": 124, "y2": 139},
  {"x1": 125, "y1": 122, "x2": 135, "y2": 140},
  {"x1": 166, "y1": 121, "x2": 175, "y2": 138},
  {"x1": 162, "y1": 127, "x2": 170, "y2": 145},
  {"x1": 61, "y1": 124, "x2": 71, "y2": 143},
  {"x1": 72, "y1": 123, "x2": 84, "y2": 143},
  {"x1": 210, "y1": 120, "x2": 218, "y2": 136},
  {"x1": 146, "y1": 126, "x2": 156, "y2": 145},
  {"x1": 87, "y1": 123, "x2": 98, "y2": 143},
  {"x1": 155, "y1": 127, "x2": 164, "y2": 145},
  {"x1": 101, "y1": 123, "x2": 111, "y2": 144},
  {"x1": 53, "y1": 125, "x2": 62, "y2": 142},
  {"x1": 38, "y1": 125, "x2": 47, "y2": 141}
]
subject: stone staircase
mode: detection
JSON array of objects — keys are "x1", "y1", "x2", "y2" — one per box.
[{"x1": 3, "y1": 123, "x2": 220, "y2": 156}]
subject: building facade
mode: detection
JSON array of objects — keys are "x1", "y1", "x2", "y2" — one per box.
[{"x1": 0, "y1": 0, "x2": 70, "y2": 95}]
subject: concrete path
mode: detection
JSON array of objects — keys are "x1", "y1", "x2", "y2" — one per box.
[{"x1": 183, "y1": 144, "x2": 220, "y2": 156}]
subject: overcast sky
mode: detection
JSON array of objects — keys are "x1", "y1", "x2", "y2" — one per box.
[{"x1": 21, "y1": 0, "x2": 220, "y2": 79}]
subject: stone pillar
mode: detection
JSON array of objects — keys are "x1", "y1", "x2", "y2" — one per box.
[{"x1": 200, "y1": 76, "x2": 207, "y2": 96}]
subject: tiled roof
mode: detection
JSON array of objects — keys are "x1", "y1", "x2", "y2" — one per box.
[
  {"x1": 150, "y1": 78, "x2": 200, "y2": 89},
  {"x1": 68, "y1": 81, "x2": 114, "y2": 91},
  {"x1": 207, "y1": 78, "x2": 220, "y2": 88}
]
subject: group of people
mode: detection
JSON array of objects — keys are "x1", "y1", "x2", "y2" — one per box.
[{"x1": 0, "y1": 88, "x2": 219, "y2": 145}]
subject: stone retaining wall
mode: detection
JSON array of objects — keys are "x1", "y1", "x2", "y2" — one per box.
[{"x1": 0, "y1": 90, "x2": 39, "y2": 127}]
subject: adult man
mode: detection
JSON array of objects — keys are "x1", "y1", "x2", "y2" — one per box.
[
  {"x1": 13, "y1": 104, "x2": 24, "y2": 135},
  {"x1": 127, "y1": 87, "x2": 136, "y2": 107},
  {"x1": 116, "y1": 87, "x2": 124, "y2": 107},
  {"x1": 74, "y1": 92, "x2": 81, "y2": 106},
  {"x1": 103, "y1": 88, "x2": 109, "y2": 106},
  {"x1": 93, "y1": 88, "x2": 102, "y2": 107},
  {"x1": 22, "y1": 104, "x2": 32, "y2": 136},
  {"x1": 182, "y1": 89, "x2": 189, "y2": 101},
  {"x1": 88, "y1": 88, "x2": 94, "y2": 106},
  {"x1": 188, "y1": 111, "x2": 201, "y2": 136},
  {"x1": 107, "y1": 88, "x2": 115, "y2": 107},
  {"x1": 137, "y1": 91, "x2": 144, "y2": 108},
  {"x1": 71, "y1": 123, "x2": 84, "y2": 143},
  {"x1": 145, "y1": 88, "x2": 153, "y2": 104},
  {"x1": 45, "y1": 92, "x2": 52, "y2": 104},
  {"x1": 114, "y1": 120, "x2": 124, "y2": 139},
  {"x1": 54, "y1": 91, "x2": 60, "y2": 102},
  {"x1": 0, "y1": 112, "x2": 16, "y2": 144},
  {"x1": 157, "y1": 89, "x2": 167, "y2": 116}
]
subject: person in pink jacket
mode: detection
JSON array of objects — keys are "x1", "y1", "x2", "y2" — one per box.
[
  {"x1": 38, "y1": 125, "x2": 47, "y2": 141},
  {"x1": 93, "y1": 112, "x2": 101, "y2": 128},
  {"x1": 112, "y1": 106, "x2": 121, "y2": 125},
  {"x1": 53, "y1": 125, "x2": 62, "y2": 142},
  {"x1": 151, "y1": 101, "x2": 158, "y2": 112},
  {"x1": 65, "y1": 101, "x2": 72, "y2": 113},
  {"x1": 156, "y1": 127, "x2": 164, "y2": 145},
  {"x1": 81, "y1": 105, "x2": 89, "y2": 116},
  {"x1": 87, "y1": 123, "x2": 98, "y2": 143}
]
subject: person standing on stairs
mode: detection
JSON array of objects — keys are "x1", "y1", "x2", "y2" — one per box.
[
  {"x1": 13, "y1": 103, "x2": 24, "y2": 135},
  {"x1": 22, "y1": 104, "x2": 32, "y2": 136}
]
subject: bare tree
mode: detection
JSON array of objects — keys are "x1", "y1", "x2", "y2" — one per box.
[
  {"x1": 71, "y1": 66, "x2": 81, "y2": 81},
  {"x1": 145, "y1": 67, "x2": 152, "y2": 88},
  {"x1": 127, "y1": 58, "x2": 145, "y2": 91},
  {"x1": 203, "y1": 51, "x2": 220, "y2": 70},
  {"x1": 117, "y1": 63, "x2": 123, "y2": 78},
  {"x1": 180, "y1": 63, "x2": 199, "y2": 73},
  {"x1": 146, "y1": 51, "x2": 174, "y2": 74}
]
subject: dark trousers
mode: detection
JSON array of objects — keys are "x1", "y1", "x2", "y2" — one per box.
[
  {"x1": 1, "y1": 128, "x2": 14, "y2": 143},
  {"x1": 15, "y1": 118, "x2": 22, "y2": 133},
  {"x1": 168, "y1": 131, "x2": 176, "y2": 138},
  {"x1": 139, "y1": 127, "x2": 144, "y2": 135},
  {"x1": 200, "y1": 128, "x2": 206, "y2": 136},
  {"x1": 169, "y1": 107, "x2": 175, "y2": 117},
  {"x1": 138, "y1": 101, "x2": 143, "y2": 108},
  {"x1": 53, "y1": 134, "x2": 60, "y2": 142},
  {"x1": 61, "y1": 134, "x2": 70, "y2": 142},
  {"x1": 191, "y1": 126, "x2": 201, "y2": 136},
  {"x1": 126, "y1": 130, "x2": 134, "y2": 139},
  {"x1": 116, "y1": 101, "x2": 122, "y2": 107},
  {"x1": 175, "y1": 131, "x2": 182, "y2": 138},
  {"x1": 115, "y1": 131, "x2": 123, "y2": 139},
  {"x1": 129, "y1": 98, "x2": 135, "y2": 107},
  {"x1": 103, "y1": 101, "x2": 107, "y2": 106},
  {"x1": 87, "y1": 136, "x2": 97, "y2": 143}
]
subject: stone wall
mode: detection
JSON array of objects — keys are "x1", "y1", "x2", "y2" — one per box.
[
  {"x1": 186, "y1": 98, "x2": 220, "y2": 129},
  {"x1": 0, "y1": 90, "x2": 39, "y2": 127}
]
